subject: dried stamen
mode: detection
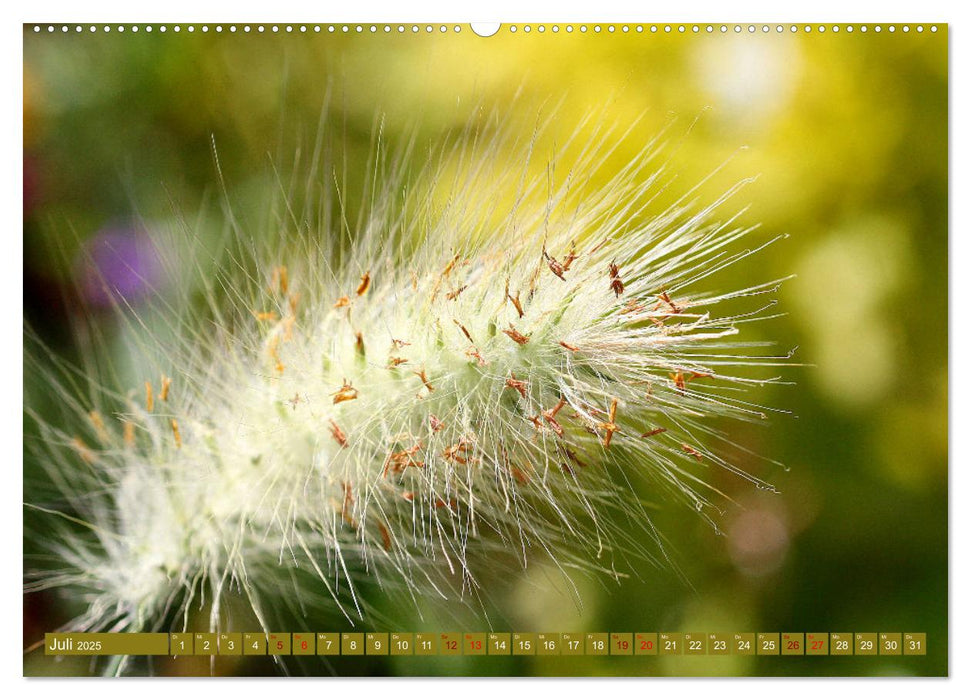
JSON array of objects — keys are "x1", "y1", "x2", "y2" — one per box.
[
  {"x1": 502, "y1": 325, "x2": 530, "y2": 345},
  {"x1": 332, "y1": 380, "x2": 358, "y2": 404}
]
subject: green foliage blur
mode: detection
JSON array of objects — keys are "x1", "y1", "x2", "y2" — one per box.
[{"x1": 23, "y1": 24, "x2": 948, "y2": 677}]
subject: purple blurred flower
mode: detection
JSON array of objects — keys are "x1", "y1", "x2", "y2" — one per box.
[{"x1": 76, "y1": 227, "x2": 163, "y2": 308}]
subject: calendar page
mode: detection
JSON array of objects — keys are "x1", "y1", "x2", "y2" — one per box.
[{"x1": 21, "y1": 16, "x2": 949, "y2": 680}]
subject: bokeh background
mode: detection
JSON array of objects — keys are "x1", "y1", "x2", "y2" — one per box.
[{"x1": 23, "y1": 23, "x2": 948, "y2": 676}]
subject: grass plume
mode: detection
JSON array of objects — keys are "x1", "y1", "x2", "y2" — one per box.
[{"x1": 24, "y1": 109, "x2": 791, "y2": 671}]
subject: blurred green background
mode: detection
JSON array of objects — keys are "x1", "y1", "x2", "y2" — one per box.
[{"x1": 23, "y1": 24, "x2": 948, "y2": 676}]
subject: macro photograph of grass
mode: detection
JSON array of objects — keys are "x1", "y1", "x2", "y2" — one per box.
[{"x1": 22, "y1": 22, "x2": 947, "y2": 677}]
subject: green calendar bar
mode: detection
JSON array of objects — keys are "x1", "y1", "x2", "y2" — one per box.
[{"x1": 40, "y1": 631, "x2": 928, "y2": 656}]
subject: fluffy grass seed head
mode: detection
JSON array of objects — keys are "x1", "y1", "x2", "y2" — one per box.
[{"x1": 24, "y1": 112, "x2": 791, "y2": 659}]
